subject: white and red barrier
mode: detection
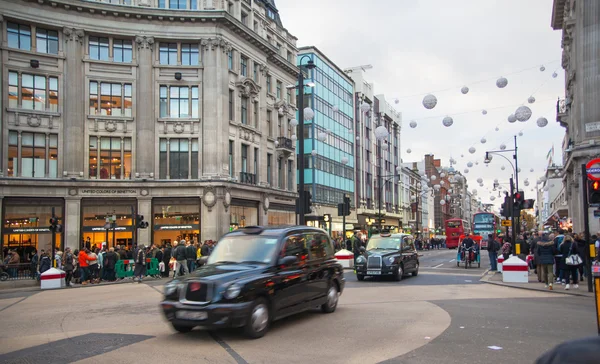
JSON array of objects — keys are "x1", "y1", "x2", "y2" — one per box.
[
  {"x1": 334, "y1": 249, "x2": 354, "y2": 269},
  {"x1": 501, "y1": 256, "x2": 528, "y2": 283},
  {"x1": 497, "y1": 256, "x2": 505, "y2": 273},
  {"x1": 40, "y1": 267, "x2": 66, "y2": 289}
]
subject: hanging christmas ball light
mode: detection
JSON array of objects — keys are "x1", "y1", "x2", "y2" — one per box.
[
  {"x1": 467, "y1": 162, "x2": 474, "y2": 168},
  {"x1": 291, "y1": 134, "x2": 297, "y2": 141},
  {"x1": 482, "y1": 109, "x2": 488, "y2": 115},
  {"x1": 348, "y1": 129, "x2": 353, "y2": 135},
  {"x1": 440, "y1": 180, "x2": 445, "y2": 185},
  {"x1": 528, "y1": 96, "x2": 536, "y2": 104},
  {"x1": 409, "y1": 120, "x2": 417, "y2": 128},
  {"x1": 469, "y1": 147, "x2": 476, "y2": 154},
  {"x1": 515, "y1": 105, "x2": 532, "y2": 122},
  {"x1": 311, "y1": 150, "x2": 317, "y2": 156},
  {"x1": 341, "y1": 156, "x2": 349, "y2": 165},
  {"x1": 501, "y1": 166, "x2": 506, "y2": 170},
  {"x1": 356, "y1": 136, "x2": 360, "y2": 140},
  {"x1": 495, "y1": 127, "x2": 499, "y2": 132},
  {"x1": 422, "y1": 94, "x2": 438, "y2": 109},
  {"x1": 442, "y1": 116, "x2": 454, "y2": 127},
  {"x1": 481, "y1": 137, "x2": 487, "y2": 144},
  {"x1": 332, "y1": 105, "x2": 339, "y2": 113},
  {"x1": 464, "y1": 169, "x2": 469, "y2": 173},
  {"x1": 304, "y1": 107, "x2": 315, "y2": 120},
  {"x1": 317, "y1": 132, "x2": 327, "y2": 142},
  {"x1": 552, "y1": 71, "x2": 558, "y2": 78},
  {"x1": 519, "y1": 131, "x2": 524, "y2": 136},
  {"x1": 440, "y1": 172, "x2": 446, "y2": 178},
  {"x1": 381, "y1": 143, "x2": 389, "y2": 151},
  {"x1": 518, "y1": 168, "x2": 522, "y2": 173},
  {"x1": 494, "y1": 178, "x2": 499, "y2": 183},
  {"x1": 537, "y1": 117, "x2": 548, "y2": 128},
  {"x1": 475, "y1": 161, "x2": 479, "y2": 165},
  {"x1": 440, "y1": 200, "x2": 446, "y2": 205},
  {"x1": 477, "y1": 177, "x2": 483, "y2": 183},
  {"x1": 274, "y1": 140, "x2": 279, "y2": 147},
  {"x1": 434, "y1": 184, "x2": 441, "y2": 190},
  {"x1": 479, "y1": 183, "x2": 484, "y2": 187},
  {"x1": 449, "y1": 188, "x2": 453, "y2": 194},
  {"x1": 461, "y1": 154, "x2": 464, "y2": 158},
  {"x1": 540, "y1": 65, "x2": 546, "y2": 72},
  {"x1": 524, "y1": 180, "x2": 530, "y2": 186},
  {"x1": 461, "y1": 86, "x2": 469, "y2": 94},
  {"x1": 394, "y1": 98, "x2": 399, "y2": 104},
  {"x1": 406, "y1": 148, "x2": 412, "y2": 154},
  {"x1": 289, "y1": 119, "x2": 298, "y2": 128},
  {"x1": 508, "y1": 114, "x2": 517, "y2": 123},
  {"x1": 360, "y1": 102, "x2": 371, "y2": 113},
  {"x1": 472, "y1": 189, "x2": 477, "y2": 194},
  {"x1": 490, "y1": 196, "x2": 496, "y2": 201},
  {"x1": 431, "y1": 175, "x2": 437, "y2": 181},
  {"x1": 500, "y1": 143, "x2": 507, "y2": 150},
  {"x1": 374, "y1": 125, "x2": 389, "y2": 140},
  {"x1": 496, "y1": 77, "x2": 508, "y2": 88}
]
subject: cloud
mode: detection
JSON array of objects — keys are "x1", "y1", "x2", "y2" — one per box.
[{"x1": 277, "y1": 0, "x2": 565, "y2": 207}]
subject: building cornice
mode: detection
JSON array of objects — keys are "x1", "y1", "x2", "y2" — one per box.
[{"x1": 10, "y1": 0, "x2": 299, "y2": 78}]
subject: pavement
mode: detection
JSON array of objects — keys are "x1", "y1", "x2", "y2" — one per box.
[
  {"x1": 0, "y1": 249, "x2": 597, "y2": 364},
  {"x1": 481, "y1": 270, "x2": 596, "y2": 298}
]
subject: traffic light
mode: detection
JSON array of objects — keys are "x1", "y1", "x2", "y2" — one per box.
[
  {"x1": 304, "y1": 191, "x2": 313, "y2": 214},
  {"x1": 589, "y1": 180, "x2": 600, "y2": 205},
  {"x1": 49, "y1": 216, "x2": 62, "y2": 233},
  {"x1": 513, "y1": 191, "x2": 525, "y2": 210},
  {"x1": 500, "y1": 194, "x2": 511, "y2": 218},
  {"x1": 135, "y1": 214, "x2": 149, "y2": 229}
]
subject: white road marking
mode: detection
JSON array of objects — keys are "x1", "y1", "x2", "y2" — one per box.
[
  {"x1": 465, "y1": 280, "x2": 472, "y2": 283},
  {"x1": 433, "y1": 263, "x2": 444, "y2": 268},
  {"x1": 449, "y1": 259, "x2": 456, "y2": 262}
]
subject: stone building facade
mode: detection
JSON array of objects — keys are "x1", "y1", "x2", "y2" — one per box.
[
  {"x1": 551, "y1": 0, "x2": 600, "y2": 234},
  {"x1": 0, "y1": 0, "x2": 300, "y2": 257}
]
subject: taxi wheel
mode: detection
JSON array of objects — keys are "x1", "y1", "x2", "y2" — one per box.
[
  {"x1": 244, "y1": 298, "x2": 270, "y2": 339},
  {"x1": 412, "y1": 263, "x2": 419, "y2": 276},
  {"x1": 394, "y1": 264, "x2": 404, "y2": 281},
  {"x1": 321, "y1": 283, "x2": 339, "y2": 313},
  {"x1": 357, "y1": 274, "x2": 365, "y2": 281},
  {"x1": 172, "y1": 324, "x2": 193, "y2": 333}
]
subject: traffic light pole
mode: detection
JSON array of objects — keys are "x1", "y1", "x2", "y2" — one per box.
[
  {"x1": 131, "y1": 206, "x2": 137, "y2": 249},
  {"x1": 51, "y1": 207, "x2": 56, "y2": 268},
  {"x1": 582, "y1": 163, "x2": 593, "y2": 293},
  {"x1": 510, "y1": 177, "x2": 517, "y2": 255}
]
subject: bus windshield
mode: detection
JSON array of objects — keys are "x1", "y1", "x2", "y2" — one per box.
[
  {"x1": 446, "y1": 221, "x2": 462, "y2": 228},
  {"x1": 473, "y1": 214, "x2": 495, "y2": 224}
]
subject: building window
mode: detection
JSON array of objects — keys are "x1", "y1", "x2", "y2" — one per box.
[
  {"x1": 228, "y1": 50, "x2": 233, "y2": 70},
  {"x1": 241, "y1": 12, "x2": 248, "y2": 26},
  {"x1": 266, "y1": 75, "x2": 272, "y2": 93},
  {"x1": 7, "y1": 22, "x2": 31, "y2": 51},
  {"x1": 287, "y1": 160, "x2": 293, "y2": 191},
  {"x1": 89, "y1": 36, "x2": 109, "y2": 61},
  {"x1": 158, "y1": 138, "x2": 198, "y2": 179},
  {"x1": 169, "y1": 0, "x2": 187, "y2": 9},
  {"x1": 240, "y1": 56, "x2": 248, "y2": 76},
  {"x1": 241, "y1": 145, "x2": 248, "y2": 173},
  {"x1": 229, "y1": 89, "x2": 234, "y2": 121},
  {"x1": 287, "y1": 52, "x2": 292, "y2": 63},
  {"x1": 241, "y1": 96, "x2": 248, "y2": 124},
  {"x1": 8, "y1": 132, "x2": 58, "y2": 178},
  {"x1": 266, "y1": 110, "x2": 272, "y2": 137},
  {"x1": 254, "y1": 21, "x2": 259, "y2": 32},
  {"x1": 159, "y1": 43, "x2": 178, "y2": 65},
  {"x1": 8, "y1": 71, "x2": 59, "y2": 112},
  {"x1": 36, "y1": 28, "x2": 58, "y2": 54},
  {"x1": 286, "y1": 88, "x2": 291, "y2": 104},
  {"x1": 253, "y1": 63, "x2": 259, "y2": 82},
  {"x1": 90, "y1": 137, "x2": 131, "y2": 179},
  {"x1": 276, "y1": 81, "x2": 282, "y2": 99},
  {"x1": 181, "y1": 43, "x2": 199, "y2": 65},
  {"x1": 113, "y1": 39, "x2": 132, "y2": 63},
  {"x1": 89, "y1": 81, "x2": 132, "y2": 116},
  {"x1": 278, "y1": 158, "x2": 283, "y2": 188},
  {"x1": 254, "y1": 147, "x2": 259, "y2": 175},
  {"x1": 267, "y1": 153, "x2": 272, "y2": 186},
  {"x1": 228, "y1": 2, "x2": 234, "y2": 13},
  {"x1": 191, "y1": 0, "x2": 197, "y2": 9},
  {"x1": 170, "y1": 139, "x2": 188, "y2": 179},
  {"x1": 229, "y1": 141, "x2": 234, "y2": 177},
  {"x1": 253, "y1": 101, "x2": 259, "y2": 127},
  {"x1": 159, "y1": 85, "x2": 199, "y2": 118}
]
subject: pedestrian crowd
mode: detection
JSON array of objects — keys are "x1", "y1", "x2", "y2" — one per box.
[{"x1": 487, "y1": 228, "x2": 594, "y2": 291}]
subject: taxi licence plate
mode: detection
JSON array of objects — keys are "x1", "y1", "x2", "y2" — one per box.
[
  {"x1": 367, "y1": 270, "x2": 381, "y2": 275},
  {"x1": 176, "y1": 311, "x2": 208, "y2": 320}
]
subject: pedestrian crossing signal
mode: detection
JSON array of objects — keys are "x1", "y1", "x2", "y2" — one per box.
[{"x1": 589, "y1": 180, "x2": 600, "y2": 205}]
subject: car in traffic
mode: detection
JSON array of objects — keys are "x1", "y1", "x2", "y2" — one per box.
[
  {"x1": 160, "y1": 225, "x2": 345, "y2": 338},
  {"x1": 354, "y1": 232, "x2": 419, "y2": 281}
]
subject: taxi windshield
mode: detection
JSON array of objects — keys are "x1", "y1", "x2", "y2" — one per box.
[
  {"x1": 366, "y1": 236, "x2": 401, "y2": 250},
  {"x1": 207, "y1": 235, "x2": 279, "y2": 265}
]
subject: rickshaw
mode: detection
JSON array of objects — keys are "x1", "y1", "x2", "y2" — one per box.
[{"x1": 456, "y1": 234, "x2": 482, "y2": 269}]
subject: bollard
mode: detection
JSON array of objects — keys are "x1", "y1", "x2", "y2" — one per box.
[
  {"x1": 502, "y1": 256, "x2": 528, "y2": 283},
  {"x1": 497, "y1": 256, "x2": 505, "y2": 273},
  {"x1": 334, "y1": 249, "x2": 354, "y2": 269},
  {"x1": 40, "y1": 268, "x2": 66, "y2": 289}
]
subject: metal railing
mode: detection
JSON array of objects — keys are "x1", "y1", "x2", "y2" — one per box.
[
  {"x1": 276, "y1": 137, "x2": 294, "y2": 152},
  {"x1": 239, "y1": 172, "x2": 257, "y2": 185},
  {"x1": 0, "y1": 263, "x2": 37, "y2": 281}
]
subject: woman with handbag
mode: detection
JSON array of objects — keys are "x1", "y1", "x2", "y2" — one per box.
[{"x1": 560, "y1": 235, "x2": 580, "y2": 290}]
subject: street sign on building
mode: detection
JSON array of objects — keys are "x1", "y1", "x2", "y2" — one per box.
[
  {"x1": 586, "y1": 158, "x2": 600, "y2": 181},
  {"x1": 501, "y1": 220, "x2": 512, "y2": 227}
]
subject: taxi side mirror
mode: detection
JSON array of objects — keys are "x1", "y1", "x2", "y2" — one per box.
[{"x1": 278, "y1": 256, "x2": 297, "y2": 266}]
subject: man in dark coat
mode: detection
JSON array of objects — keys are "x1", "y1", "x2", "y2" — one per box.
[
  {"x1": 185, "y1": 242, "x2": 197, "y2": 273},
  {"x1": 537, "y1": 233, "x2": 557, "y2": 289},
  {"x1": 201, "y1": 241, "x2": 211, "y2": 257},
  {"x1": 104, "y1": 247, "x2": 117, "y2": 281},
  {"x1": 535, "y1": 336, "x2": 600, "y2": 364},
  {"x1": 487, "y1": 234, "x2": 499, "y2": 271},
  {"x1": 162, "y1": 244, "x2": 172, "y2": 278},
  {"x1": 63, "y1": 247, "x2": 75, "y2": 287},
  {"x1": 133, "y1": 244, "x2": 146, "y2": 283}
]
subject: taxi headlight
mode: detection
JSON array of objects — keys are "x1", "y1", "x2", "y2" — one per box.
[
  {"x1": 388, "y1": 256, "x2": 396, "y2": 264},
  {"x1": 164, "y1": 281, "x2": 179, "y2": 296},
  {"x1": 356, "y1": 256, "x2": 366, "y2": 264},
  {"x1": 224, "y1": 283, "x2": 242, "y2": 299}
]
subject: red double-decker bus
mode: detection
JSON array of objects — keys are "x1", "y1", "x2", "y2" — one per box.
[{"x1": 444, "y1": 219, "x2": 469, "y2": 249}]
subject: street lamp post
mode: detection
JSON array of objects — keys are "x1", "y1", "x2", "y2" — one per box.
[{"x1": 292, "y1": 56, "x2": 316, "y2": 226}]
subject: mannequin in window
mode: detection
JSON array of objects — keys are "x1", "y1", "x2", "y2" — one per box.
[{"x1": 100, "y1": 167, "x2": 109, "y2": 179}]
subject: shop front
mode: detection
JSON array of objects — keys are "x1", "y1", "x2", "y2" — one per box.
[
  {"x1": 81, "y1": 198, "x2": 136, "y2": 250},
  {"x1": 267, "y1": 203, "x2": 296, "y2": 226},
  {"x1": 153, "y1": 198, "x2": 200, "y2": 246},
  {"x1": 2, "y1": 197, "x2": 64, "y2": 262},
  {"x1": 229, "y1": 199, "x2": 259, "y2": 231}
]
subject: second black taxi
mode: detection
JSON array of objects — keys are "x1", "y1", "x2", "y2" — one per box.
[
  {"x1": 354, "y1": 232, "x2": 419, "y2": 281},
  {"x1": 161, "y1": 226, "x2": 345, "y2": 339}
]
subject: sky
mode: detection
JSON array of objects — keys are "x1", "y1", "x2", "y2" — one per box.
[{"x1": 276, "y1": 0, "x2": 565, "y2": 208}]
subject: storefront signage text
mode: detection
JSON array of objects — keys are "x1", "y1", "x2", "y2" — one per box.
[
  {"x1": 82, "y1": 226, "x2": 133, "y2": 232},
  {"x1": 3, "y1": 227, "x2": 52, "y2": 234},
  {"x1": 154, "y1": 224, "x2": 200, "y2": 231},
  {"x1": 80, "y1": 189, "x2": 137, "y2": 195}
]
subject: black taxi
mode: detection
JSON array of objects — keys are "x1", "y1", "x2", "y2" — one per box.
[
  {"x1": 354, "y1": 232, "x2": 419, "y2": 281},
  {"x1": 160, "y1": 226, "x2": 345, "y2": 339}
]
